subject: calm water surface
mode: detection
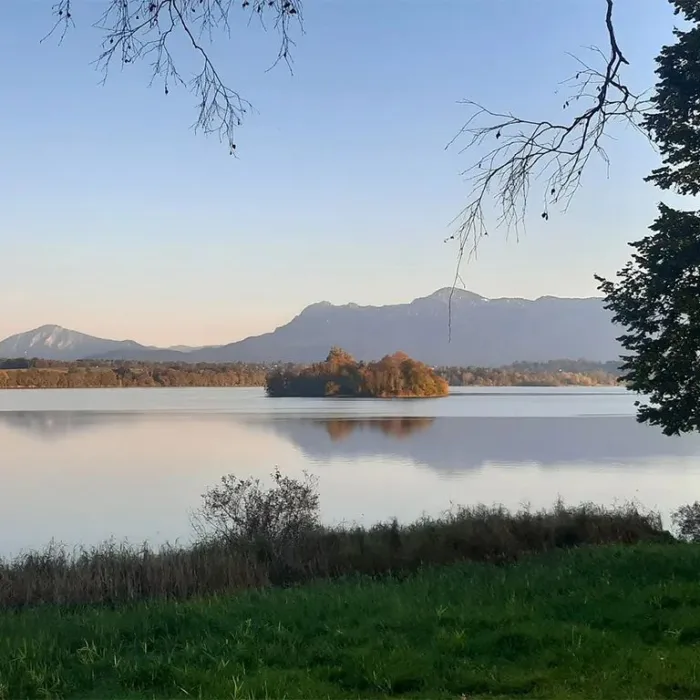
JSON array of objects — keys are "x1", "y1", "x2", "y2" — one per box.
[{"x1": 2, "y1": 387, "x2": 700, "y2": 557}]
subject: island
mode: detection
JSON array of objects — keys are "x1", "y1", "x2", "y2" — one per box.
[{"x1": 265, "y1": 347, "x2": 450, "y2": 398}]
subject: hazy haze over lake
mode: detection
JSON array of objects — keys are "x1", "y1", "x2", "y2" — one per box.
[{"x1": 2, "y1": 387, "x2": 700, "y2": 558}]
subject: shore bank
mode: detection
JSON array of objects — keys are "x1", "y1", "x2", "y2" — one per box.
[{"x1": 2, "y1": 544, "x2": 699, "y2": 698}]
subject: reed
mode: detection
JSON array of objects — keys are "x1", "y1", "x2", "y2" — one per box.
[{"x1": 0, "y1": 499, "x2": 668, "y2": 609}]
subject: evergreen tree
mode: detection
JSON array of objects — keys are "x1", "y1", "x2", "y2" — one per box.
[{"x1": 596, "y1": 0, "x2": 700, "y2": 435}]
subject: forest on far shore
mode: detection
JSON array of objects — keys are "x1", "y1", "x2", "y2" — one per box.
[{"x1": 0, "y1": 356, "x2": 621, "y2": 390}]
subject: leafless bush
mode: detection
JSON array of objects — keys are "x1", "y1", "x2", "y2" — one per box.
[
  {"x1": 672, "y1": 502, "x2": 700, "y2": 543},
  {"x1": 192, "y1": 468, "x2": 319, "y2": 546}
]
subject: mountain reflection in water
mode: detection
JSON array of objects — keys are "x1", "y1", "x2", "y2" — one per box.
[
  {"x1": 3, "y1": 410, "x2": 700, "y2": 475},
  {"x1": 3, "y1": 399, "x2": 700, "y2": 557},
  {"x1": 258, "y1": 416, "x2": 700, "y2": 473}
]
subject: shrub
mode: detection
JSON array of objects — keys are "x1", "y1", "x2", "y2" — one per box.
[
  {"x1": 672, "y1": 502, "x2": 700, "y2": 542},
  {"x1": 192, "y1": 468, "x2": 320, "y2": 547}
]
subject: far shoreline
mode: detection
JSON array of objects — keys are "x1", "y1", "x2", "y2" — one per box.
[
  {"x1": 0, "y1": 382, "x2": 622, "y2": 391},
  {"x1": 0, "y1": 354, "x2": 622, "y2": 391}
]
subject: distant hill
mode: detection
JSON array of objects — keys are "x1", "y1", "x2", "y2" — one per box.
[
  {"x1": 0, "y1": 289, "x2": 623, "y2": 365},
  {"x1": 167, "y1": 345, "x2": 215, "y2": 353},
  {"x1": 0, "y1": 325, "x2": 156, "y2": 362},
  {"x1": 185, "y1": 288, "x2": 622, "y2": 366}
]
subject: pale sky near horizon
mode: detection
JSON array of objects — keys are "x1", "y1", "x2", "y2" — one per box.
[{"x1": 0, "y1": 1, "x2": 677, "y2": 346}]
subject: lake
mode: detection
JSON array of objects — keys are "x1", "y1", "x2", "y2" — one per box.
[{"x1": 2, "y1": 386, "x2": 700, "y2": 558}]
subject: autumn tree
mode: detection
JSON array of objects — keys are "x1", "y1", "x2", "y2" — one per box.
[
  {"x1": 595, "y1": 0, "x2": 700, "y2": 436},
  {"x1": 265, "y1": 348, "x2": 448, "y2": 398},
  {"x1": 325, "y1": 347, "x2": 356, "y2": 369}
]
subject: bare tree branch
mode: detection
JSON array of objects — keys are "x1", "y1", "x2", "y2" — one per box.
[
  {"x1": 446, "y1": 0, "x2": 652, "y2": 280},
  {"x1": 46, "y1": 0, "x2": 303, "y2": 153},
  {"x1": 43, "y1": 0, "x2": 75, "y2": 44}
]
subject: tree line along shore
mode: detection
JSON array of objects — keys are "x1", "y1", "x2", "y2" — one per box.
[{"x1": 0, "y1": 352, "x2": 621, "y2": 390}]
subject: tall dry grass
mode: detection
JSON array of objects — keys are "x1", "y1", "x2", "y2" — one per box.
[{"x1": 0, "y1": 498, "x2": 669, "y2": 609}]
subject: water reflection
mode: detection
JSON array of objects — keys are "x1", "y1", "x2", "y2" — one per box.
[
  {"x1": 2, "y1": 411, "x2": 700, "y2": 474},
  {"x1": 321, "y1": 417, "x2": 434, "y2": 441},
  {"x1": 256, "y1": 415, "x2": 700, "y2": 473},
  {"x1": 2, "y1": 406, "x2": 700, "y2": 557},
  {"x1": 0, "y1": 410, "x2": 131, "y2": 439}
]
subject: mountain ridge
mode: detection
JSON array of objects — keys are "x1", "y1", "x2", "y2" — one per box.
[
  {"x1": 0, "y1": 289, "x2": 621, "y2": 365},
  {"x1": 0, "y1": 324, "x2": 155, "y2": 361}
]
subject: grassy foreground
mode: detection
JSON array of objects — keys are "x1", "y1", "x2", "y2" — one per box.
[{"x1": 3, "y1": 544, "x2": 700, "y2": 699}]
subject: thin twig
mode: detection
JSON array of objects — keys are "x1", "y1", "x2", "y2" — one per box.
[
  {"x1": 47, "y1": 0, "x2": 303, "y2": 152},
  {"x1": 446, "y1": 0, "x2": 653, "y2": 339}
]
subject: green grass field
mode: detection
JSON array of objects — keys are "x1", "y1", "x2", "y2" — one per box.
[{"x1": 3, "y1": 544, "x2": 700, "y2": 699}]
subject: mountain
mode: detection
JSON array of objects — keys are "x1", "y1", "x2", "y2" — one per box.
[
  {"x1": 185, "y1": 288, "x2": 621, "y2": 365},
  {"x1": 0, "y1": 289, "x2": 622, "y2": 365},
  {"x1": 167, "y1": 345, "x2": 213, "y2": 353},
  {"x1": 0, "y1": 325, "x2": 156, "y2": 362}
]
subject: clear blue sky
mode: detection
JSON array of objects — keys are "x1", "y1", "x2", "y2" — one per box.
[{"x1": 0, "y1": 0, "x2": 676, "y2": 346}]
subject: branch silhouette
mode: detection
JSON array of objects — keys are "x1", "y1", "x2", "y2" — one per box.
[
  {"x1": 46, "y1": 0, "x2": 302, "y2": 153},
  {"x1": 447, "y1": 0, "x2": 652, "y2": 271}
]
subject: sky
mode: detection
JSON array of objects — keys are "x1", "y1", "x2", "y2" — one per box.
[{"x1": 0, "y1": 0, "x2": 678, "y2": 346}]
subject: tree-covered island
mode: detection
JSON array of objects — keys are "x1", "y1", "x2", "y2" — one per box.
[{"x1": 265, "y1": 348, "x2": 449, "y2": 398}]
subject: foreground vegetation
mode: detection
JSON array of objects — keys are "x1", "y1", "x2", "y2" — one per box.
[
  {"x1": 3, "y1": 472, "x2": 700, "y2": 698},
  {"x1": 0, "y1": 357, "x2": 620, "y2": 389},
  {"x1": 0, "y1": 496, "x2": 668, "y2": 608},
  {"x1": 3, "y1": 545, "x2": 700, "y2": 699},
  {"x1": 265, "y1": 348, "x2": 449, "y2": 398}
]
